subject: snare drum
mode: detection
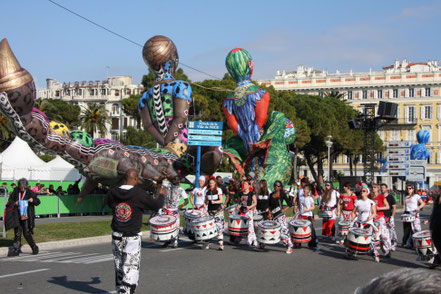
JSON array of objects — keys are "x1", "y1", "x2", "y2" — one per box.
[
  {"x1": 193, "y1": 216, "x2": 217, "y2": 241},
  {"x1": 257, "y1": 220, "x2": 281, "y2": 244},
  {"x1": 413, "y1": 230, "x2": 438, "y2": 257},
  {"x1": 149, "y1": 215, "x2": 178, "y2": 241},
  {"x1": 228, "y1": 215, "x2": 250, "y2": 236},
  {"x1": 184, "y1": 209, "x2": 204, "y2": 236},
  {"x1": 337, "y1": 220, "x2": 351, "y2": 237},
  {"x1": 401, "y1": 213, "x2": 416, "y2": 223},
  {"x1": 253, "y1": 214, "x2": 264, "y2": 230},
  {"x1": 319, "y1": 209, "x2": 333, "y2": 219},
  {"x1": 289, "y1": 219, "x2": 312, "y2": 243},
  {"x1": 225, "y1": 206, "x2": 237, "y2": 217},
  {"x1": 345, "y1": 227, "x2": 372, "y2": 255}
]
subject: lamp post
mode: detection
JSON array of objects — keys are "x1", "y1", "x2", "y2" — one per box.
[{"x1": 325, "y1": 135, "x2": 333, "y2": 181}]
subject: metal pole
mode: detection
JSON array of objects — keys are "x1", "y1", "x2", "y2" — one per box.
[
  {"x1": 195, "y1": 145, "x2": 201, "y2": 188},
  {"x1": 1, "y1": 189, "x2": 6, "y2": 238}
]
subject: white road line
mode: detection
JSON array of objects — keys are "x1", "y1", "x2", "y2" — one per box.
[
  {"x1": 57, "y1": 253, "x2": 102, "y2": 263},
  {"x1": 0, "y1": 268, "x2": 50, "y2": 279},
  {"x1": 41, "y1": 253, "x2": 87, "y2": 263},
  {"x1": 1, "y1": 251, "x2": 56, "y2": 261},
  {"x1": 17, "y1": 252, "x2": 79, "y2": 262},
  {"x1": 160, "y1": 245, "x2": 199, "y2": 252},
  {"x1": 83, "y1": 255, "x2": 114, "y2": 264}
]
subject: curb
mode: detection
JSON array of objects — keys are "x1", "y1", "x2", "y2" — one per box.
[{"x1": 0, "y1": 230, "x2": 151, "y2": 257}]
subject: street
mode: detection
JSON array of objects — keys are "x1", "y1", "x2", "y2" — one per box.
[{"x1": 0, "y1": 208, "x2": 438, "y2": 294}]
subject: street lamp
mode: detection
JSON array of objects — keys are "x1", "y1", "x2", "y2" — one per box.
[{"x1": 325, "y1": 135, "x2": 333, "y2": 181}]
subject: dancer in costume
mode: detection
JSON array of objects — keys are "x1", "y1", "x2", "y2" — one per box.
[
  {"x1": 256, "y1": 179, "x2": 271, "y2": 219},
  {"x1": 337, "y1": 183, "x2": 357, "y2": 221},
  {"x1": 294, "y1": 184, "x2": 319, "y2": 250},
  {"x1": 321, "y1": 182, "x2": 339, "y2": 241},
  {"x1": 236, "y1": 180, "x2": 257, "y2": 246},
  {"x1": 204, "y1": 178, "x2": 225, "y2": 250},
  {"x1": 381, "y1": 183, "x2": 398, "y2": 251},
  {"x1": 371, "y1": 184, "x2": 391, "y2": 257},
  {"x1": 190, "y1": 176, "x2": 207, "y2": 212}
]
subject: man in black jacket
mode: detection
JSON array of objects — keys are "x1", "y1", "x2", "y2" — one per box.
[
  {"x1": 107, "y1": 169, "x2": 165, "y2": 294},
  {"x1": 6, "y1": 178, "x2": 40, "y2": 256}
]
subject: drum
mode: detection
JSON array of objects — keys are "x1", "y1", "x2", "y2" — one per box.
[
  {"x1": 257, "y1": 220, "x2": 281, "y2": 244},
  {"x1": 345, "y1": 227, "x2": 372, "y2": 255},
  {"x1": 225, "y1": 206, "x2": 237, "y2": 217},
  {"x1": 289, "y1": 219, "x2": 312, "y2": 243},
  {"x1": 413, "y1": 230, "x2": 438, "y2": 257},
  {"x1": 253, "y1": 214, "x2": 263, "y2": 230},
  {"x1": 337, "y1": 220, "x2": 351, "y2": 237},
  {"x1": 183, "y1": 209, "x2": 204, "y2": 236},
  {"x1": 319, "y1": 209, "x2": 333, "y2": 219},
  {"x1": 228, "y1": 215, "x2": 250, "y2": 236},
  {"x1": 401, "y1": 213, "x2": 416, "y2": 223},
  {"x1": 193, "y1": 216, "x2": 217, "y2": 241},
  {"x1": 149, "y1": 215, "x2": 178, "y2": 241}
]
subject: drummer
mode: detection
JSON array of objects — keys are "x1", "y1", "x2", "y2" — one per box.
[
  {"x1": 160, "y1": 176, "x2": 189, "y2": 248},
  {"x1": 236, "y1": 180, "x2": 258, "y2": 247},
  {"x1": 320, "y1": 181, "x2": 339, "y2": 241},
  {"x1": 258, "y1": 180, "x2": 293, "y2": 254},
  {"x1": 204, "y1": 178, "x2": 225, "y2": 250},
  {"x1": 190, "y1": 176, "x2": 207, "y2": 212},
  {"x1": 256, "y1": 180, "x2": 271, "y2": 219},
  {"x1": 381, "y1": 183, "x2": 398, "y2": 251},
  {"x1": 372, "y1": 184, "x2": 391, "y2": 257},
  {"x1": 402, "y1": 184, "x2": 425, "y2": 249},
  {"x1": 295, "y1": 184, "x2": 319, "y2": 250},
  {"x1": 337, "y1": 182, "x2": 357, "y2": 221},
  {"x1": 423, "y1": 189, "x2": 441, "y2": 268},
  {"x1": 346, "y1": 187, "x2": 380, "y2": 262}
]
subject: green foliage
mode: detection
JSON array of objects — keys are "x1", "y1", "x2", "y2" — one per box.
[
  {"x1": 35, "y1": 98, "x2": 81, "y2": 128},
  {"x1": 39, "y1": 153, "x2": 56, "y2": 162},
  {"x1": 121, "y1": 94, "x2": 141, "y2": 128},
  {"x1": 123, "y1": 126, "x2": 157, "y2": 149},
  {"x1": 80, "y1": 103, "x2": 110, "y2": 138}
]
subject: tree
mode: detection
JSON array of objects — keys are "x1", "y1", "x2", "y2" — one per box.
[
  {"x1": 122, "y1": 126, "x2": 157, "y2": 149},
  {"x1": 121, "y1": 94, "x2": 141, "y2": 128},
  {"x1": 325, "y1": 91, "x2": 345, "y2": 100},
  {"x1": 34, "y1": 98, "x2": 81, "y2": 128},
  {"x1": 0, "y1": 114, "x2": 14, "y2": 152},
  {"x1": 141, "y1": 67, "x2": 190, "y2": 90},
  {"x1": 80, "y1": 103, "x2": 110, "y2": 138}
]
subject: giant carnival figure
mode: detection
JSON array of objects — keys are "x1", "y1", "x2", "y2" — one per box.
[
  {"x1": 222, "y1": 48, "x2": 296, "y2": 187},
  {"x1": 410, "y1": 129, "x2": 431, "y2": 160},
  {"x1": 0, "y1": 36, "x2": 222, "y2": 199}
]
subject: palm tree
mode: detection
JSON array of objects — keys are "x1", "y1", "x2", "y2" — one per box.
[
  {"x1": 0, "y1": 114, "x2": 13, "y2": 140},
  {"x1": 325, "y1": 91, "x2": 345, "y2": 100},
  {"x1": 80, "y1": 103, "x2": 110, "y2": 138}
]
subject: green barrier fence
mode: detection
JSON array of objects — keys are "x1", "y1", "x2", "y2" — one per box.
[{"x1": 0, "y1": 180, "x2": 84, "y2": 194}]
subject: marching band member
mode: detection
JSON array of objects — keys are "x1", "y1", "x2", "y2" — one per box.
[
  {"x1": 258, "y1": 180, "x2": 293, "y2": 254},
  {"x1": 256, "y1": 180, "x2": 271, "y2": 219},
  {"x1": 236, "y1": 180, "x2": 257, "y2": 247},
  {"x1": 424, "y1": 190, "x2": 441, "y2": 268},
  {"x1": 346, "y1": 186, "x2": 379, "y2": 262},
  {"x1": 381, "y1": 183, "x2": 398, "y2": 251},
  {"x1": 402, "y1": 184, "x2": 425, "y2": 249},
  {"x1": 295, "y1": 184, "x2": 319, "y2": 250},
  {"x1": 161, "y1": 176, "x2": 189, "y2": 248},
  {"x1": 337, "y1": 183, "x2": 357, "y2": 221},
  {"x1": 190, "y1": 176, "x2": 207, "y2": 212},
  {"x1": 372, "y1": 184, "x2": 391, "y2": 257},
  {"x1": 321, "y1": 182, "x2": 339, "y2": 241},
  {"x1": 204, "y1": 178, "x2": 225, "y2": 250}
]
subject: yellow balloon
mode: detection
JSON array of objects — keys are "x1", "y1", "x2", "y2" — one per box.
[{"x1": 49, "y1": 121, "x2": 70, "y2": 137}]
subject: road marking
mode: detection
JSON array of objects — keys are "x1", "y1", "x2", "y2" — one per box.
[
  {"x1": 0, "y1": 268, "x2": 50, "y2": 279},
  {"x1": 5, "y1": 251, "x2": 113, "y2": 264}
]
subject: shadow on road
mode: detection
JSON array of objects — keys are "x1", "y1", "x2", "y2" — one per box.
[{"x1": 48, "y1": 276, "x2": 109, "y2": 293}]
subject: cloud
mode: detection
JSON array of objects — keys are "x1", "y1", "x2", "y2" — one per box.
[{"x1": 398, "y1": 2, "x2": 441, "y2": 19}]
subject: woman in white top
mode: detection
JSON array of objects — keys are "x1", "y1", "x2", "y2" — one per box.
[
  {"x1": 190, "y1": 176, "x2": 207, "y2": 212},
  {"x1": 321, "y1": 182, "x2": 339, "y2": 240},
  {"x1": 295, "y1": 184, "x2": 319, "y2": 250},
  {"x1": 402, "y1": 184, "x2": 425, "y2": 248},
  {"x1": 347, "y1": 186, "x2": 380, "y2": 262}
]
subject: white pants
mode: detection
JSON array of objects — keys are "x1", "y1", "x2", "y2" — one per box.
[
  {"x1": 275, "y1": 214, "x2": 293, "y2": 248},
  {"x1": 386, "y1": 216, "x2": 398, "y2": 248},
  {"x1": 375, "y1": 217, "x2": 391, "y2": 253},
  {"x1": 112, "y1": 232, "x2": 141, "y2": 294}
]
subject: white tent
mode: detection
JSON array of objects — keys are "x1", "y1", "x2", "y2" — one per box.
[
  {"x1": 0, "y1": 137, "x2": 47, "y2": 180},
  {"x1": 43, "y1": 155, "x2": 81, "y2": 181}
]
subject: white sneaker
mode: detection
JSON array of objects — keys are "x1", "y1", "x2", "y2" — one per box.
[
  {"x1": 172, "y1": 240, "x2": 178, "y2": 248},
  {"x1": 286, "y1": 247, "x2": 293, "y2": 255},
  {"x1": 374, "y1": 255, "x2": 380, "y2": 263},
  {"x1": 218, "y1": 244, "x2": 224, "y2": 251},
  {"x1": 203, "y1": 243, "x2": 210, "y2": 250}
]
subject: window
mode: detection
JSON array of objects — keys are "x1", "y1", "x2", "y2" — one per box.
[
  {"x1": 115, "y1": 90, "x2": 120, "y2": 96},
  {"x1": 112, "y1": 103, "x2": 119, "y2": 115},
  {"x1": 112, "y1": 118, "x2": 119, "y2": 130},
  {"x1": 55, "y1": 90, "x2": 60, "y2": 97},
  {"x1": 425, "y1": 88, "x2": 431, "y2": 97},
  {"x1": 390, "y1": 130, "x2": 399, "y2": 141},
  {"x1": 124, "y1": 117, "x2": 128, "y2": 129},
  {"x1": 407, "y1": 130, "x2": 415, "y2": 141},
  {"x1": 101, "y1": 88, "x2": 107, "y2": 96},
  {"x1": 409, "y1": 88, "x2": 415, "y2": 97},
  {"x1": 377, "y1": 89, "x2": 382, "y2": 99},
  {"x1": 407, "y1": 106, "x2": 416, "y2": 123},
  {"x1": 393, "y1": 89, "x2": 398, "y2": 98},
  {"x1": 348, "y1": 91, "x2": 353, "y2": 100},
  {"x1": 422, "y1": 105, "x2": 432, "y2": 120},
  {"x1": 111, "y1": 132, "x2": 118, "y2": 141},
  {"x1": 362, "y1": 90, "x2": 367, "y2": 99},
  {"x1": 89, "y1": 89, "x2": 95, "y2": 96}
]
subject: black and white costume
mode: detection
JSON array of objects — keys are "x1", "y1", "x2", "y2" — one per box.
[{"x1": 205, "y1": 187, "x2": 224, "y2": 245}]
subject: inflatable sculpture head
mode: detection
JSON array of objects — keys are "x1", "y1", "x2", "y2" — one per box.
[
  {"x1": 142, "y1": 35, "x2": 179, "y2": 76},
  {"x1": 417, "y1": 129, "x2": 430, "y2": 144},
  {"x1": 225, "y1": 48, "x2": 254, "y2": 83},
  {"x1": 0, "y1": 39, "x2": 35, "y2": 117}
]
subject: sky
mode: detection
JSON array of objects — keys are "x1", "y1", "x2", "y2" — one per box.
[{"x1": 2, "y1": 0, "x2": 441, "y2": 91}]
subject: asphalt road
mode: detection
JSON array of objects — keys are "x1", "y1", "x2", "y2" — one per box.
[{"x1": 0, "y1": 208, "x2": 438, "y2": 294}]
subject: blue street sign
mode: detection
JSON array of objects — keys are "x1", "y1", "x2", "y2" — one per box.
[
  {"x1": 188, "y1": 140, "x2": 222, "y2": 147},
  {"x1": 188, "y1": 121, "x2": 223, "y2": 130},
  {"x1": 188, "y1": 129, "x2": 223, "y2": 135},
  {"x1": 188, "y1": 135, "x2": 222, "y2": 142}
]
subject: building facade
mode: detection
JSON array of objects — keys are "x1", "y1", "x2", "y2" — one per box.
[
  {"x1": 39, "y1": 76, "x2": 144, "y2": 141},
  {"x1": 258, "y1": 59, "x2": 441, "y2": 188}
]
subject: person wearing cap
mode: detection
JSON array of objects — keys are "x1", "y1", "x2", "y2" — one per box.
[{"x1": 190, "y1": 176, "x2": 207, "y2": 212}]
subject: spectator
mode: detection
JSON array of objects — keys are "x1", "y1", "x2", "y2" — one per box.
[
  {"x1": 48, "y1": 185, "x2": 56, "y2": 195},
  {"x1": 11, "y1": 183, "x2": 16, "y2": 190},
  {"x1": 38, "y1": 184, "x2": 49, "y2": 195},
  {"x1": 55, "y1": 186, "x2": 64, "y2": 196},
  {"x1": 32, "y1": 183, "x2": 40, "y2": 193},
  {"x1": 71, "y1": 177, "x2": 81, "y2": 195}
]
